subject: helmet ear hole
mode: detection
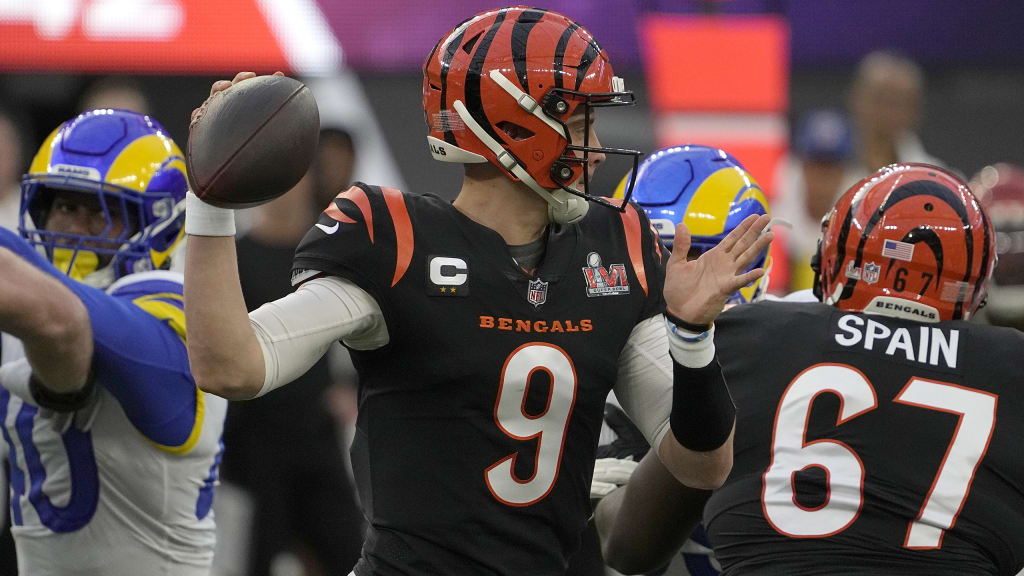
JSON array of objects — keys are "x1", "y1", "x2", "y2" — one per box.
[{"x1": 496, "y1": 121, "x2": 535, "y2": 142}]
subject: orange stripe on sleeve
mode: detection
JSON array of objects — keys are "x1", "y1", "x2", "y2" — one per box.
[
  {"x1": 324, "y1": 202, "x2": 356, "y2": 224},
  {"x1": 381, "y1": 186, "x2": 414, "y2": 287},
  {"x1": 649, "y1": 221, "x2": 664, "y2": 263},
  {"x1": 334, "y1": 186, "x2": 375, "y2": 243},
  {"x1": 621, "y1": 204, "x2": 648, "y2": 296}
]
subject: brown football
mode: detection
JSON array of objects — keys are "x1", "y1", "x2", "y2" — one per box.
[{"x1": 186, "y1": 75, "x2": 319, "y2": 208}]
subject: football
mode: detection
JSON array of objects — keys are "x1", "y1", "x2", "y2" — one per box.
[{"x1": 186, "y1": 75, "x2": 320, "y2": 208}]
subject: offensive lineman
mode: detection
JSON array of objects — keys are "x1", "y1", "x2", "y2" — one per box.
[{"x1": 605, "y1": 163, "x2": 1024, "y2": 575}]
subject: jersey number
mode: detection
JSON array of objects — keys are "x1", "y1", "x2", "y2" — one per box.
[
  {"x1": 762, "y1": 363, "x2": 997, "y2": 549},
  {"x1": 0, "y1": 392, "x2": 99, "y2": 533},
  {"x1": 485, "y1": 343, "x2": 577, "y2": 506}
]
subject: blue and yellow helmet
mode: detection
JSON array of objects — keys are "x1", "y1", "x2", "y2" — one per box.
[
  {"x1": 19, "y1": 109, "x2": 188, "y2": 286},
  {"x1": 615, "y1": 144, "x2": 773, "y2": 304}
]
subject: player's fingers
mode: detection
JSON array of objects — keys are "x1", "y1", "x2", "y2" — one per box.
[
  {"x1": 669, "y1": 223, "x2": 692, "y2": 266},
  {"x1": 717, "y1": 214, "x2": 759, "y2": 253},
  {"x1": 729, "y1": 268, "x2": 765, "y2": 292},
  {"x1": 728, "y1": 214, "x2": 771, "y2": 258},
  {"x1": 232, "y1": 71, "x2": 256, "y2": 84},
  {"x1": 273, "y1": 71, "x2": 285, "y2": 76},
  {"x1": 590, "y1": 480, "x2": 619, "y2": 499},
  {"x1": 209, "y1": 80, "x2": 232, "y2": 97},
  {"x1": 734, "y1": 229, "x2": 774, "y2": 272}
]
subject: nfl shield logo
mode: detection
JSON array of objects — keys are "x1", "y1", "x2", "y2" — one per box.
[
  {"x1": 862, "y1": 262, "x2": 881, "y2": 285},
  {"x1": 528, "y1": 278, "x2": 549, "y2": 307}
]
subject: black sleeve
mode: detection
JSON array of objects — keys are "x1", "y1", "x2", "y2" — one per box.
[{"x1": 291, "y1": 182, "x2": 410, "y2": 301}]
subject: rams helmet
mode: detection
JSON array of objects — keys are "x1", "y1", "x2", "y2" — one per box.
[
  {"x1": 20, "y1": 109, "x2": 188, "y2": 287},
  {"x1": 616, "y1": 145, "x2": 773, "y2": 304}
]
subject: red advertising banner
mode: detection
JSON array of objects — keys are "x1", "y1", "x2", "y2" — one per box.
[{"x1": 0, "y1": 0, "x2": 340, "y2": 74}]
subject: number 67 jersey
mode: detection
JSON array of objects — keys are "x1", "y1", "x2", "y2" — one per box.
[
  {"x1": 0, "y1": 271, "x2": 227, "y2": 576},
  {"x1": 706, "y1": 301, "x2": 1024, "y2": 576}
]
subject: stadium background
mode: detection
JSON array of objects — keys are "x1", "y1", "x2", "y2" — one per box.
[
  {"x1": 1, "y1": 0, "x2": 1022, "y2": 199},
  {"x1": 1, "y1": 1, "x2": 1023, "y2": 575}
]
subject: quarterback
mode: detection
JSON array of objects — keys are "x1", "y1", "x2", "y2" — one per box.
[{"x1": 184, "y1": 7, "x2": 771, "y2": 575}]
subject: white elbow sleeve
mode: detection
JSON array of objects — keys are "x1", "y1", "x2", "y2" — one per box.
[
  {"x1": 249, "y1": 276, "x2": 387, "y2": 397},
  {"x1": 613, "y1": 316, "x2": 674, "y2": 450}
]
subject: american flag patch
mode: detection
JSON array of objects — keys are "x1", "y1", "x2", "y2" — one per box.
[{"x1": 881, "y1": 239, "x2": 915, "y2": 261}]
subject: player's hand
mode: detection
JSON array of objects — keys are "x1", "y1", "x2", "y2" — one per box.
[
  {"x1": 591, "y1": 457, "x2": 639, "y2": 500},
  {"x1": 664, "y1": 213, "x2": 772, "y2": 327},
  {"x1": 190, "y1": 71, "x2": 284, "y2": 130}
]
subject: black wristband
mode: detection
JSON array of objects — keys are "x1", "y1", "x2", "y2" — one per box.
[
  {"x1": 670, "y1": 356, "x2": 735, "y2": 452},
  {"x1": 664, "y1": 311, "x2": 711, "y2": 334},
  {"x1": 30, "y1": 371, "x2": 96, "y2": 412}
]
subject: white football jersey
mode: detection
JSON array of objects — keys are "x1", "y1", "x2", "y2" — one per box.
[{"x1": 0, "y1": 271, "x2": 227, "y2": 576}]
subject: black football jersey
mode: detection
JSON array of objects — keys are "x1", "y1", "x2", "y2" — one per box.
[
  {"x1": 706, "y1": 301, "x2": 1024, "y2": 576},
  {"x1": 292, "y1": 184, "x2": 667, "y2": 575}
]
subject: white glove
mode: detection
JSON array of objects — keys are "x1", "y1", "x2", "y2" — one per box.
[{"x1": 590, "y1": 457, "x2": 639, "y2": 499}]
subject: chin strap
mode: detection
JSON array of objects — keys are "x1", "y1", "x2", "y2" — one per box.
[{"x1": 452, "y1": 99, "x2": 589, "y2": 225}]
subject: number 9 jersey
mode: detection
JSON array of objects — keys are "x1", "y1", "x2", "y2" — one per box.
[
  {"x1": 292, "y1": 184, "x2": 667, "y2": 575},
  {"x1": 705, "y1": 300, "x2": 1024, "y2": 576}
]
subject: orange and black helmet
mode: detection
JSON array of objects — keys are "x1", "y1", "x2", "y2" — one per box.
[
  {"x1": 814, "y1": 163, "x2": 996, "y2": 322},
  {"x1": 422, "y1": 6, "x2": 641, "y2": 224}
]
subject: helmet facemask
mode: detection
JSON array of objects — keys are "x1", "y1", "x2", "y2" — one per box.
[
  {"x1": 540, "y1": 82, "x2": 641, "y2": 213},
  {"x1": 20, "y1": 179, "x2": 155, "y2": 285},
  {"x1": 19, "y1": 109, "x2": 189, "y2": 288}
]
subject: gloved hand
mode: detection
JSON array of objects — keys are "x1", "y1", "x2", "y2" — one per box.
[{"x1": 590, "y1": 457, "x2": 639, "y2": 499}]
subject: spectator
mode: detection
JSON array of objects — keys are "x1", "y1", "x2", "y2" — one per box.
[
  {"x1": 222, "y1": 169, "x2": 365, "y2": 576},
  {"x1": 772, "y1": 110, "x2": 856, "y2": 292},
  {"x1": 0, "y1": 108, "x2": 26, "y2": 229},
  {"x1": 315, "y1": 127, "x2": 357, "y2": 208},
  {"x1": 313, "y1": 126, "x2": 362, "y2": 476},
  {"x1": 78, "y1": 76, "x2": 151, "y2": 115},
  {"x1": 848, "y1": 50, "x2": 944, "y2": 176},
  {"x1": 970, "y1": 162, "x2": 1024, "y2": 330}
]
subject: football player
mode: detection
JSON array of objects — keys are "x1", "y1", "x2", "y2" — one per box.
[
  {"x1": 671, "y1": 163, "x2": 1020, "y2": 574},
  {"x1": 182, "y1": 7, "x2": 771, "y2": 575},
  {"x1": 0, "y1": 109, "x2": 227, "y2": 575},
  {"x1": 587, "y1": 145, "x2": 772, "y2": 575}
]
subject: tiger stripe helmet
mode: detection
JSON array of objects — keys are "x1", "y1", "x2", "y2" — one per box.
[
  {"x1": 816, "y1": 163, "x2": 996, "y2": 322},
  {"x1": 20, "y1": 109, "x2": 188, "y2": 287},
  {"x1": 422, "y1": 6, "x2": 641, "y2": 224},
  {"x1": 615, "y1": 145, "x2": 773, "y2": 305}
]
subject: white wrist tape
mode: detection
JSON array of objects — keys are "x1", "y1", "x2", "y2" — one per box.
[
  {"x1": 664, "y1": 318, "x2": 716, "y2": 368},
  {"x1": 185, "y1": 191, "x2": 236, "y2": 237}
]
